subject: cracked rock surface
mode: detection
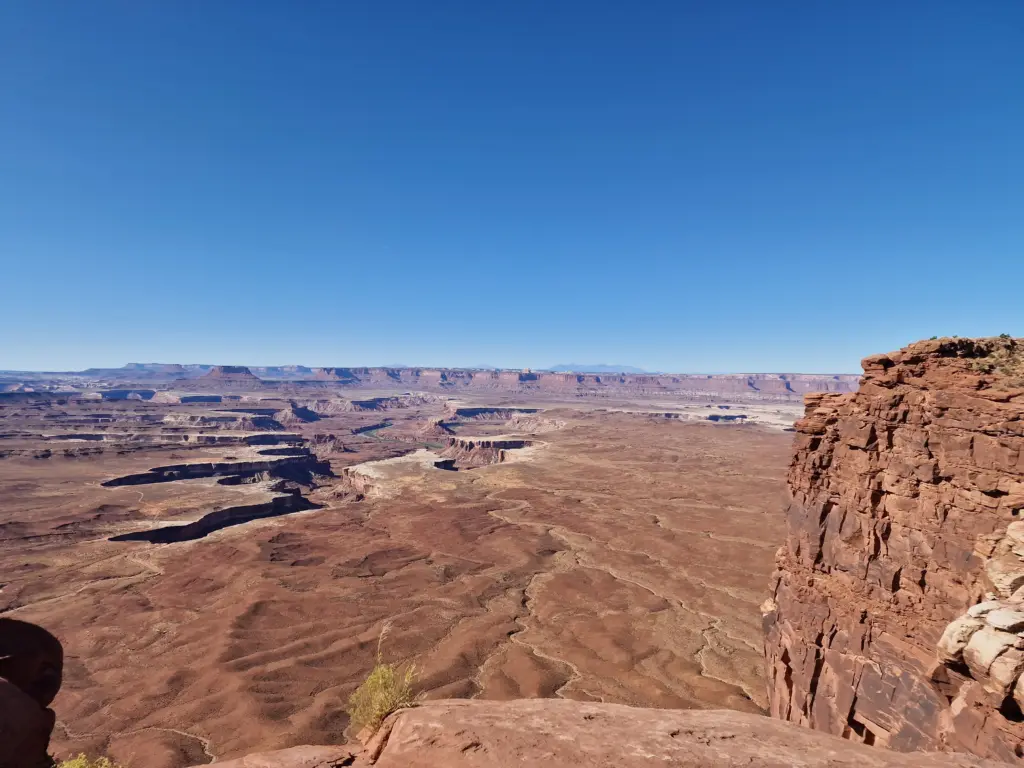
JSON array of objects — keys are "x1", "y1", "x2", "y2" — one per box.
[{"x1": 200, "y1": 700, "x2": 1001, "y2": 768}]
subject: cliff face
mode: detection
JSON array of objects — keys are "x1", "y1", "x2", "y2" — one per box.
[
  {"x1": 90, "y1": 366, "x2": 860, "y2": 402},
  {"x1": 323, "y1": 369, "x2": 862, "y2": 401},
  {"x1": 764, "y1": 337, "x2": 1024, "y2": 761},
  {"x1": 188, "y1": 366, "x2": 264, "y2": 390},
  {"x1": 436, "y1": 436, "x2": 532, "y2": 469}
]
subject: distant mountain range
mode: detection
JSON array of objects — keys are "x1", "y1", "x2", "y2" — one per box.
[{"x1": 544, "y1": 364, "x2": 649, "y2": 374}]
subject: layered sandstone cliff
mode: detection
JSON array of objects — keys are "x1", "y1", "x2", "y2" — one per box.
[
  {"x1": 307, "y1": 369, "x2": 861, "y2": 401},
  {"x1": 764, "y1": 337, "x2": 1024, "y2": 760},
  {"x1": 435, "y1": 436, "x2": 532, "y2": 469},
  {"x1": 57, "y1": 365, "x2": 861, "y2": 402},
  {"x1": 187, "y1": 367, "x2": 264, "y2": 390}
]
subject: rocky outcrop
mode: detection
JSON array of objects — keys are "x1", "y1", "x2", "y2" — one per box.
[
  {"x1": 197, "y1": 700, "x2": 998, "y2": 768},
  {"x1": 436, "y1": 437, "x2": 532, "y2": 469},
  {"x1": 162, "y1": 413, "x2": 284, "y2": 431},
  {"x1": 444, "y1": 406, "x2": 540, "y2": 420},
  {"x1": 151, "y1": 392, "x2": 224, "y2": 404},
  {"x1": 764, "y1": 337, "x2": 1024, "y2": 760},
  {"x1": 187, "y1": 367, "x2": 264, "y2": 390},
  {"x1": 287, "y1": 396, "x2": 440, "y2": 416},
  {"x1": 288, "y1": 399, "x2": 352, "y2": 416},
  {"x1": 274, "y1": 406, "x2": 321, "y2": 425},
  {"x1": 336, "y1": 467, "x2": 378, "y2": 497},
  {"x1": 418, "y1": 418, "x2": 454, "y2": 438},
  {"x1": 250, "y1": 365, "x2": 313, "y2": 378},
  {"x1": 348, "y1": 395, "x2": 441, "y2": 411},
  {"x1": 205, "y1": 366, "x2": 255, "y2": 378},
  {"x1": 312, "y1": 367, "x2": 359, "y2": 383}
]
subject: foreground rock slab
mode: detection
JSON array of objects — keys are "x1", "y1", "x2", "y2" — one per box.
[
  {"x1": 198, "y1": 746, "x2": 354, "y2": 768},
  {"x1": 199, "y1": 700, "x2": 999, "y2": 767}
]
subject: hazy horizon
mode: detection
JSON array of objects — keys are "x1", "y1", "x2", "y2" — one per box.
[{"x1": 0, "y1": 359, "x2": 864, "y2": 376}]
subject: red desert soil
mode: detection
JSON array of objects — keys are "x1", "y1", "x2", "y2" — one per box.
[{"x1": 0, "y1": 394, "x2": 791, "y2": 767}]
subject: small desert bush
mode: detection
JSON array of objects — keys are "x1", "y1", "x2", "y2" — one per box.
[
  {"x1": 347, "y1": 621, "x2": 416, "y2": 733},
  {"x1": 58, "y1": 756, "x2": 124, "y2": 768}
]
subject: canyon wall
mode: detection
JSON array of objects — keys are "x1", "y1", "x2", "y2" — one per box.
[
  {"x1": 764, "y1": 337, "x2": 1024, "y2": 761},
  {"x1": 302, "y1": 369, "x2": 862, "y2": 400},
  {"x1": 7, "y1": 366, "x2": 861, "y2": 403}
]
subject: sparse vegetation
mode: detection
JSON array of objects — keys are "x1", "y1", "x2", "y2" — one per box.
[
  {"x1": 58, "y1": 756, "x2": 124, "y2": 768},
  {"x1": 967, "y1": 336, "x2": 1024, "y2": 385},
  {"x1": 346, "y1": 621, "x2": 416, "y2": 734}
]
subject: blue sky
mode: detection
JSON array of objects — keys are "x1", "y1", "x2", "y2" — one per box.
[{"x1": 2, "y1": 2, "x2": 1021, "y2": 373}]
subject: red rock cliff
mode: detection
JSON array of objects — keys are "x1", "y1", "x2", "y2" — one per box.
[{"x1": 764, "y1": 337, "x2": 1024, "y2": 760}]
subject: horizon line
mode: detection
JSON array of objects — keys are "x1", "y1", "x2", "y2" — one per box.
[{"x1": 0, "y1": 363, "x2": 864, "y2": 377}]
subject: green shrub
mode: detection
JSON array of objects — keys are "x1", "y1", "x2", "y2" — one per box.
[{"x1": 347, "y1": 622, "x2": 416, "y2": 734}]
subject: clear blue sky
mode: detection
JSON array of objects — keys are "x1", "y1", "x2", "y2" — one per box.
[{"x1": 2, "y1": 2, "x2": 1021, "y2": 373}]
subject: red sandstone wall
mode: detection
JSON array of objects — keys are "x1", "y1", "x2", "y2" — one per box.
[{"x1": 763, "y1": 337, "x2": 1024, "y2": 761}]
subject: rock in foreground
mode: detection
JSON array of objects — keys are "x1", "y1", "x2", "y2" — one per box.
[{"x1": 200, "y1": 700, "x2": 997, "y2": 767}]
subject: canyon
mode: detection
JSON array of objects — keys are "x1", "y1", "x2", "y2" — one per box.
[
  {"x1": 3, "y1": 341, "x2": 1023, "y2": 766},
  {"x1": 0, "y1": 368, "x2": 799, "y2": 766}
]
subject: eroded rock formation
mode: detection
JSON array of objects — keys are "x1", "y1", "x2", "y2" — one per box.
[
  {"x1": 418, "y1": 417, "x2": 454, "y2": 438},
  {"x1": 100, "y1": 453, "x2": 329, "y2": 487},
  {"x1": 14, "y1": 364, "x2": 860, "y2": 403},
  {"x1": 764, "y1": 337, "x2": 1024, "y2": 760},
  {"x1": 188, "y1": 367, "x2": 264, "y2": 390},
  {"x1": 436, "y1": 436, "x2": 532, "y2": 469}
]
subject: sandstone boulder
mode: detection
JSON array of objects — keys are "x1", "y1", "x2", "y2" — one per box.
[
  {"x1": 968, "y1": 601, "x2": 1004, "y2": 618},
  {"x1": 938, "y1": 617, "x2": 984, "y2": 663},
  {"x1": 984, "y1": 609, "x2": 1024, "y2": 633},
  {"x1": 985, "y1": 556, "x2": 1024, "y2": 598}
]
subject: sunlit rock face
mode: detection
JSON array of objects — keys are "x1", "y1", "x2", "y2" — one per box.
[{"x1": 765, "y1": 337, "x2": 1024, "y2": 761}]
